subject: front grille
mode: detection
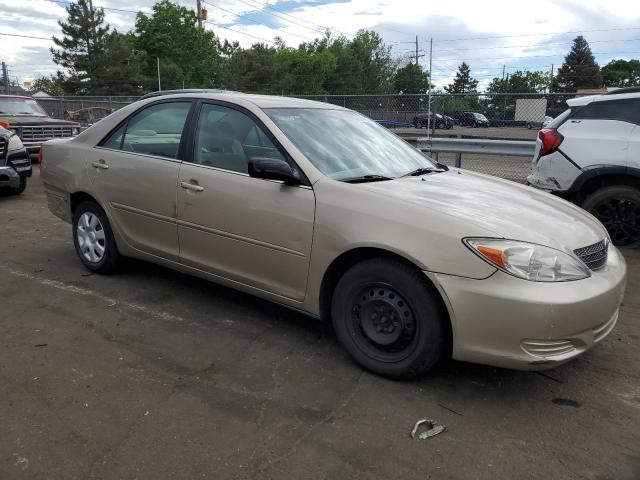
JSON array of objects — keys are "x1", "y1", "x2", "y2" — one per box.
[
  {"x1": 0, "y1": 138, "x2": 5, "y2": 159},
  {"x1": 574, "y1": 239, "x2": 609, "y2": 270},
  {"x1": 19, "y1": 125, "x2": 73, "y2": 142}
]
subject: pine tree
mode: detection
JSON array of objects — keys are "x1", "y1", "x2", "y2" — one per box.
[
  {"x1": 445, "y1": 62, "x2": 478, "y2": 94},
  {"x1": 551, "y1": 36, "x2": 603, "y2": 92},
  {"x1": 51, "y1": 0, "x2": 111, "y2": 94}
]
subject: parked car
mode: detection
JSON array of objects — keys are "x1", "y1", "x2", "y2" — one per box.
[
  {"x1": 527, "y1": 87, "x2": 640, "y2": 246},
  {"x1": 526, "y1": 116, "x2": 554, "y2": 130},
  {"x1": 41, "y1": 90, "x2": 626, "y2": 378},
  {"x1": 0, "y1": 95, "x2": 80, "y2": 159},
  {"x1": 413, "y1": 112, "x2": 453, "y2": 129},
  {"x1": 450, "y1": 111, "x2": 490, "y2": 128},
  {"x1": 0, "y1": 126, "x2": 31, "y2": 195}
]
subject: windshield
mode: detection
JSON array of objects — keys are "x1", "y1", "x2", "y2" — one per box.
[
  {"x1": 473, "y1": 113, "x2": 488, "y2": 121},
  {"x1": 265, "y1": 108, "x2": 435, "y2": 180},
  {"x1": 0, "y1": 98, "x2": 47, "y2": 116}
]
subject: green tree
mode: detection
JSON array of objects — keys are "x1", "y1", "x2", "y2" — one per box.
[
  {"x1": 31, "y1": 75, "x2": 65, "y2": 96},
  {"x1": 602, "y1": 59, "x2": 640, "y2": 87},
  {"x1": 135, "y1": 0, "x2": 221, "y2": 89},
  {"x1": 393, "y1": 63, "x2": 431, "y2": 94},
  {"x1": 51, "y1": 0, "x2": 111, "y2": 94},
  {"x1": 100, "y1": 32, "x2": 153, "y2": 95},
  {"x1": 445, "y1": 62, "x2": 478, "y2": 94},
  {"x1": 551, "y1": 36, "x2": 602, "y2": 92},
  {"x1": 487, "y1": 70, "x2": 550, "y2": 94}
]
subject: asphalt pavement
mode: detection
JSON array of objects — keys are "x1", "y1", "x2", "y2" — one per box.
[{"x1": 1, "y1": 168, "x2": 639, "y2": 480}]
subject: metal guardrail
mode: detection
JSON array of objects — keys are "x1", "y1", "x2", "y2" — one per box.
[{"x1": 416, "y1": 137, "x2": 536, "y2": 168}]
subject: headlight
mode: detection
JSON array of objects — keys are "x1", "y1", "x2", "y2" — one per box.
[
  {"x1": 7, "y1": 134, "x2": 24, "y2": 152},
  {"x1": 464, "y1": 238, "x2": 591, "y2": 282},
  {"x1": 72, "y1": 127, "x2": 80, "y2": 135}
]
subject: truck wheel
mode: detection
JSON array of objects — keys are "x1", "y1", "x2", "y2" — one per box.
[
  {"x1": 582, "y1": 186, "x2": 640, "y2": 247},
  {"x1": 72, "y1": 201, "x2": 121, "y2": 273},
  {"x1": 331, "y1": 258, "x2": 448, "y2": 379}
]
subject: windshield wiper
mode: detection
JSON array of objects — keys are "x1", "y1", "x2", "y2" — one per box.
[
  {"x1": 341, "y1": 174, "x2": 394, "y2": 184},
  {"x1": 399, "y1": 166, "x2": 446, "y2": 178}
]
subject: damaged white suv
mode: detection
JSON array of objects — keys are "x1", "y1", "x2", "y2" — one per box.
[{"x1": 527, "y1": 87, "x2": 640, "y2": 246}]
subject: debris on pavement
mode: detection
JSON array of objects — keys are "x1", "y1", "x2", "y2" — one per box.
[{"x1": 410, "y1": 419, "x2": 446, "y2": 440}]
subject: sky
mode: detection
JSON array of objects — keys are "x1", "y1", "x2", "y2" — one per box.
[{"x1": 1, "y1": 0, "x2": 640, "y2": 91}]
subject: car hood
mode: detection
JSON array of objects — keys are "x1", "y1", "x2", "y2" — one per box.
[
  {"x1": 361, "y1": 169, "x2": 607, "y2": 252},
  {"x1": 0, "y1": 115, "x2": 77, "y2": 126}
]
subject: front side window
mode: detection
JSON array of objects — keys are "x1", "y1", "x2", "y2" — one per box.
[
  {"x1": 193, "y1": 103, "x2": 285, "y2": 173},
  {"x1": 265, "y1": 108, "x2": 435, "y2": 181},
  {"x1": 101, "y1": 101, "x2": 191, "y2": 159}
]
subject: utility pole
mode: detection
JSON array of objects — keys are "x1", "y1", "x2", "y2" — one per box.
[
  {"x1": 415, "y1": 36, "x2": 419, "y2": 65},
  {"x1": 549, "y1": 64, "x2": 554, "y2": 93},
  {"x1": 157, "y1": 57, "x2": 161, "y2": 91},
  {"x1": 197, "y1": 0, "x2": 203, "y2": 29},
  {"x1": 427, "y1": 37, "x2": 433, "y2": 133},
  {"x1": 2, "y1": 62, "x2": 9, "y2": 94}
]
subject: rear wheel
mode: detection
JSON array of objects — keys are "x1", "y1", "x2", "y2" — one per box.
[
  {"x1": 72, "y1": 201, "x2": 121, "y2": 273},
  {"x1": 331, "y1": 258, "x2": 448, "y2": 379},
  {"x1": 582, "y1": 185, "x2": 640, "y2": 247}
]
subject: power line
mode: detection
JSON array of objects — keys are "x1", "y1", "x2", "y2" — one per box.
[
  {"x1": 0, "y1": 32, "x2": 53, "y2": 41},
  {"x1": 203, "y1": 20, "x2": 275, "y2": 44},
  {"x1": 203, "y1": 1, "x2": 316, "y2": 42},
  {"x1": 428, "y1": 26, "x2": 640, "y2": 43}
]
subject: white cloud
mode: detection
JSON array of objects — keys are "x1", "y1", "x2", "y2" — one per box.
[{"x1": 2, "y1": 0, "x2": 640, "y2": 90}]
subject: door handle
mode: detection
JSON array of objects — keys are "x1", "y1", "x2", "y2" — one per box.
[
  {"x1": 91, "y1": 160, "x2": 109, "y2": 170},
  {"x1": 180, "y1": 181, "x2": 204, "y2": 192}
]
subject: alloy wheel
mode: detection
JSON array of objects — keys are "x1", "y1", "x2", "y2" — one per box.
[{"x1": 592, "y1": 197, "x2": 640, "y2": 246}]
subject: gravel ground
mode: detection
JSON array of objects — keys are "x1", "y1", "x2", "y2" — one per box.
[{"x1": 1, "y1": 168, "x2": 639, "y2": 480}]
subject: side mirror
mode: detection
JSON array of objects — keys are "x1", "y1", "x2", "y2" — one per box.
[{"x1": 248, "y1": 157, "x2": 301, "y2": 185}]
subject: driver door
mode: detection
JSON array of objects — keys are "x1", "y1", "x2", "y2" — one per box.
[{"x1": 177, "y1": 102, "x2": 316, "y2": 301}]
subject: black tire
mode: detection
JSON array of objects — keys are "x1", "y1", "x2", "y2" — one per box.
[
  {"x1": 331, "y1": 258, "x2": 448, "y2": 379},
  {"x1": 14, "y1": 177, "x2": 27, "y2": 195},
  {"x1": 437, "y1": 121, "x2": 444, "y2": 129},
  {"x1": 72, "y1": 201, "x2": 121, "y2": 273},
  {"x1": 582, "y1": 185, "x2": 640, "y2": 247}
]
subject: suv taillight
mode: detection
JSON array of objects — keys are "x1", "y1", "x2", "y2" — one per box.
[{"x1": 538, "y1": 128, "x2": 563, "y2": 157}]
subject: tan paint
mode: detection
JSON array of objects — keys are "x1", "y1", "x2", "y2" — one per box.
[{"x1": 41, "y1": 92, "x2": 627, "y2": 370}]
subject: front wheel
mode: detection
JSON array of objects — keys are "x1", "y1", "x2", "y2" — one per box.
[
  {"x1": 582, "y1": 185, "x2": 640, "y2": 247},
  {"x1": 331, "y1": 258, "x2": 448, "y2": 379},
  {"x1": 72, "y1": 201, "x2": 121, "y2": 273}
]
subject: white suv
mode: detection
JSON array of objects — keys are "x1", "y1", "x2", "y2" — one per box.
[{"x1": 527, "y1": 87, "x2": 640, "y2": 246}]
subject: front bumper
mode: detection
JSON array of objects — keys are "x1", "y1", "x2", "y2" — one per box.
[
  {"x1": 432, "y1": 245, "x2": 627, "y2": 370},
  {"x1": 0, "y1": 166, "x2": 22, "y2": 190}
]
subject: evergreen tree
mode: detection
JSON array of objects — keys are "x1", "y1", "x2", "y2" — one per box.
[
  {"x1": 551, "y1": 36, "x2": 602, "y2": 92},
  {"x1": 445, "y1": 62, "x2": 478, "y2": 94},
  {"x1": 51, "y1": 0, "x2": 111, "y2": 94}
]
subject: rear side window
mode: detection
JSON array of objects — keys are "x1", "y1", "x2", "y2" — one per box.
[
  {"x1": 570, "y1": 99, "x2": 640, "y2": 125},
  {"x1": 100, "y1": 101, "x2": 191, "y2": 159},
  {"x1": 547, "y1": 109, "x2": 572, "y2": 129}
]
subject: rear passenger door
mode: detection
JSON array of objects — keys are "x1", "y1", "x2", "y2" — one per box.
[
  {"x1": 558, "y1": 98, "x2": 637, "y2": 169},
  {"x1": 176, "y1": 101, "x2": 315, "y2": 301},
  {"x1": 90, "y1": 100, "x2": 193, "y2": 261}
]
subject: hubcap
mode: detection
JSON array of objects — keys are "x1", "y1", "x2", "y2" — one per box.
[
  {"x1": 77, "y1": 212, "x2": 106, "y2": 263},
  {"x1": 350, "y1": 285, "x2": 418, "y2": 361},
  {"x1": 592, "y1": 197, "x2": 640, "y2": 246}
]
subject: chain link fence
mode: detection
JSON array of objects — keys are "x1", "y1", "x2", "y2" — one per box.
[{"x1": 31, "y1": 92, "x2": 580, "y2": 181}]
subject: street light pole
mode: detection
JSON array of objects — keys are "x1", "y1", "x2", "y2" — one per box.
[{"x1": 157, "y1": 57, "x2": 161, "y2": 91}]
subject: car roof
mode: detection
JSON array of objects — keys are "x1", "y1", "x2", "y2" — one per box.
[
  {"x1": 567, "y1": 88, "x2": 640, "y2": 107},
  {"x1": 139, "y1": 90, "x2": 345, "y2": 110},
  {"x1": 0, "y1": 95, "x2": 33, "y2": 99}
]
